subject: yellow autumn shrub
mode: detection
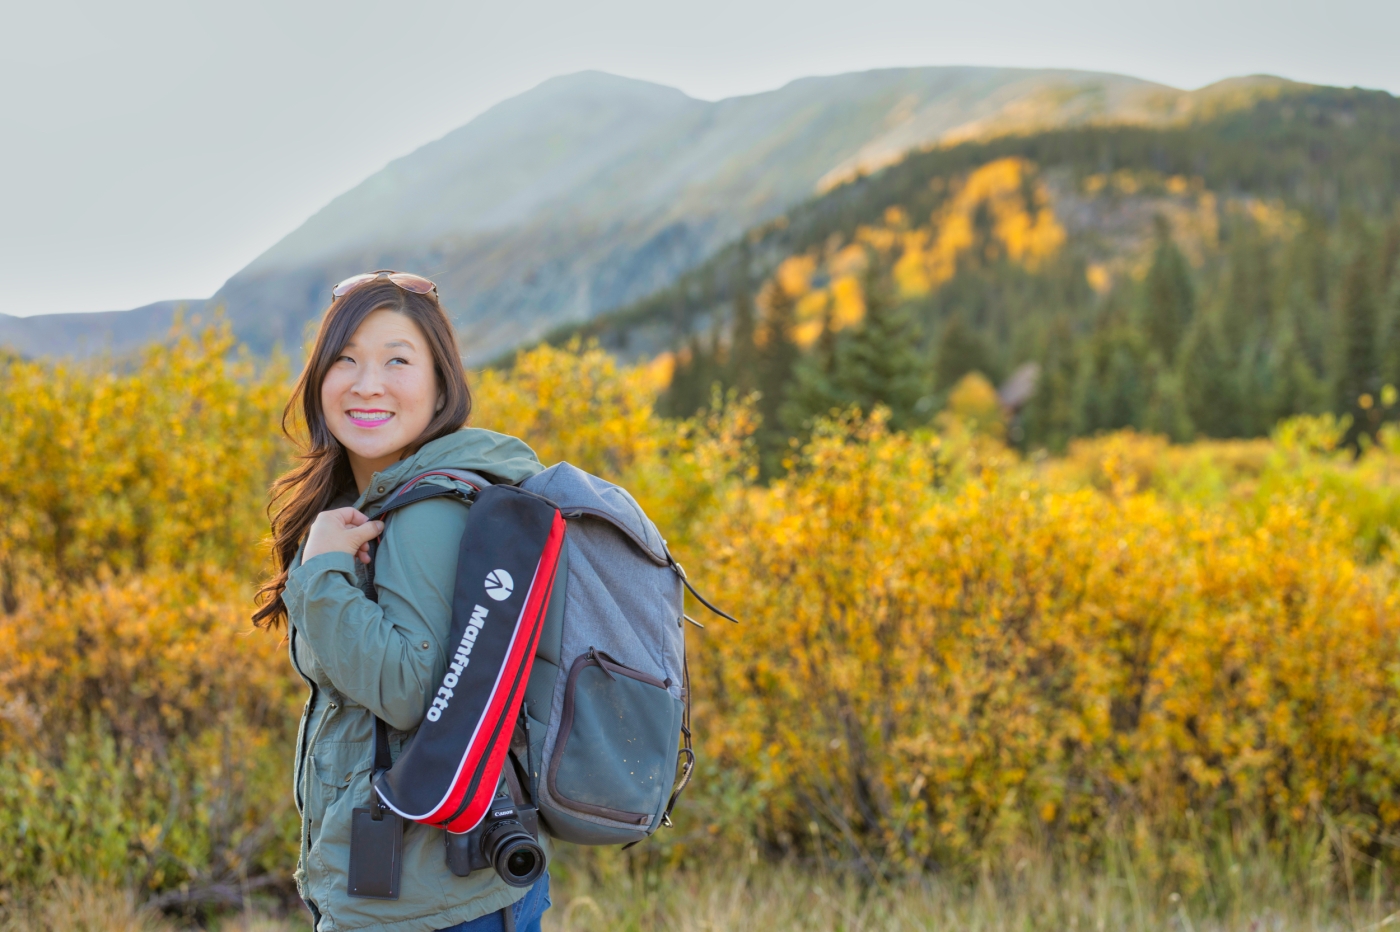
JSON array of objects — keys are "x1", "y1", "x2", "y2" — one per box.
[
  {"x1": 0, "y1": 320, "x2": 285, "y2": 599},
  {"x1": 4, "y1": 324, "x2": 1400, "y2": 907},
  {"x1": 0, "y1": 323, "x2": 295, "y2": 902},
  {"x1": 472, "y1": 341, "x2": 755, "y2": 549},
  {"x1": 690, "y1": 412, "x2": 1400, "y2": 877},
  {"x1": 0, "y1": 569, "x2": 301, "y2": 896}
]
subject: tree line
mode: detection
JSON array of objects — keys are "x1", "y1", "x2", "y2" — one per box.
[{"x1": 664, "y1": 201, "x2": 1400, "y2": 471}]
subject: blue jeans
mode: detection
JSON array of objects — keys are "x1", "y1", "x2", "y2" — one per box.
[{"x1": 436, "y1": 873, "x2": 551, "y2": 932}]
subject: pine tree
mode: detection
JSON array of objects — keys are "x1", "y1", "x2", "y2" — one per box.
[
  {"x1": 1214, "y1": 219, "x2": 1277, "y2": 435},
  {"x1": 1072, "y1": 320, "x2": 1149, "y2": 435},
  {"x1": 1220, "y1": 219, "x2": 1274, "y2": 351},
  {"x1": 754, "y1": 281, "x2": 803, "y2": 476},
  {"x1": 1279, "y1": 220, "x2": 1333, "y2": 379},
  {"x1": 1022, "y1": 315, "x2": 1078, "y2": 451},
  {"x1": 1380, "y1": 212, "x2": 1400, "y2": 295},
  {"x1": 1179, "y1": 309, "x2": 1243, "y2": 437},
  {"x1": 1140, "y1": 217, "x2": 1195, "y2": 364},
  {"x1": 933, "y1": 316, "x2": 995, "y2": 393},
  {"x1": 1144, "y1": 366, "x2": 1194, "y2": 441},
  {"x1": 781, "y1": 300, "x2": 847, "y2": 432},
  {"x1": 756, "y1": 282, "x2": 801, "y2": 423},
  {"x1": 1265, "y1": 320, "x2": 1329, "y2": 422},
  {"x1": 826, "y1": 257, "x2": 927, "y2": 429},
  {"x1": 1382, "y1": 275, "x2": 1400, "y2": 394},
  {"x1": 1380, "y1": 212, "x2": 1400, "y2": 394},
  {"x1": 1336, "y1": 242, "x2": 1381, "y2": 445},
  {"x1": 727, "y1": 246, "x2": 759, "y2": 397},
  {"x1": 661, "y1": 332, "x2": 724, "y2": 417},
  {"x1": 1277, "y1": 277, "x2": 1333, "y2": 414}
]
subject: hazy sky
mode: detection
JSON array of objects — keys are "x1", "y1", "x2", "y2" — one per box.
[{"x1": 4, "y1": 0, "x2": 1394, "y2": 317}]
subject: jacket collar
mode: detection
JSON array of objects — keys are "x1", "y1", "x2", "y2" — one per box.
[{"x1": 351, "y1": 428, "x2": 544, "y2": 515}]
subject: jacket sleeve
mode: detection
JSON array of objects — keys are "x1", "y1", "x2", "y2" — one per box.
[{"x1": 285, "y1": 495, "x2": 468, "y2": 730}]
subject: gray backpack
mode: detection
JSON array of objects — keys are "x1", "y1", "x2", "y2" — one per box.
[
  {"x1": 385, "y1": 461, "x2": 733, "y2": 847},
  {"x1": 516, "y1": 462, "x2": 734, "y2": 845}
]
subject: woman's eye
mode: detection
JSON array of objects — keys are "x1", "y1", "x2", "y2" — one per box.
[
  {"x1": 336, "y1": 355, "x2": 354, "y2": 364},
  {"x1": 387, "y1": 357, "x2": 409, "y2": 366}
]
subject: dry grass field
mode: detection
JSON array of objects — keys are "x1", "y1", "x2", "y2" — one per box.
[
  {"x1": 5, "y1": 851, "x2": 1396, "y2": 932},
  {"x1": 4, "y1": 328, "x2": 1400, "y2": 929}
]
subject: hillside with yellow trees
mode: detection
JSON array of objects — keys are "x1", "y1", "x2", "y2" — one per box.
[
  {"x1": 3, "y1": 323, "x2": 1400, "y2": 928},
  {"x1": 543, "y1": 85, "x2": 1400, "y2": 492}
]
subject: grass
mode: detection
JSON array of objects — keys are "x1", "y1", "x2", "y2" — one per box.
[
  {"x1": 0, "y1": 882, "x2": 309, "y2": 932},
  {"x1": 7, "y1": 848, "x2": 1395, "y2": 932},
  {"x1": 540, "y1": 853, "x2": 1395, "y2": 932}
]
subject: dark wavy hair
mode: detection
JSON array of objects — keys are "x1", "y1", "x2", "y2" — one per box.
[{"x1": 252, "y1": 280, "x2": 472, "y2": 629}]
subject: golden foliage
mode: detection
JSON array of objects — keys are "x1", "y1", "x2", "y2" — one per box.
[
  {"x1": 0, "y1": 323, "x2": 295, "y2": 897},
  {"x1": 471, "y1": 341, "x2": 754, "y2": 549},
  {"x1": 768, "y1": 158, "x2": 1066, "y2": 348},
  {"x1": 0, "y1": 320, "x2": 285, "y2": 599},
  {"x1": 887, "y1": 156, "x2": 1064, "y2": 298},
  {"x1": 4, "y1": 327, "x2": 1400, "y2": 905},
  {"x1": 940, "y1": 372, "x2": 1006, "y2": 440},
  {"x1": 692, "y1": 413, "x2": 1400, "y2": 874},
  {"x1": 0, "y1": 569, "x2": 301, "y2": 892}
]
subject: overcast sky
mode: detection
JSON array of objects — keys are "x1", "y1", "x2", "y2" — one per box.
[{"x1": 3, "y1": 0, "x2": 1395, "y2": 317}]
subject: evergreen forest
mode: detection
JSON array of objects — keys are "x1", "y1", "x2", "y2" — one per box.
[{"x1": 546, "y1": 84, "x2": 1400, "y2": 472}]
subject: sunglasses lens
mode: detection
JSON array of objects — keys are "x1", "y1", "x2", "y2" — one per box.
[
  {"x1": 388, "y1": 273, "x2": 436, "y2": 294},
  {"x1": 332, "y1": 273, "x2": 377, "y2": 297}
]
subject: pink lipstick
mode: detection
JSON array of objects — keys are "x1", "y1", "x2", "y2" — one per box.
[{"x1": 347, "y1": 409, "x2": 394, "y2": 428}]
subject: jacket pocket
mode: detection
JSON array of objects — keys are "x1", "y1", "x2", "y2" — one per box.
[
  {"x1": 546, "y1": 649, "x2": 683, "y2": 825},
  {"x1": 309, "y1": 744, "x2": 369, "y2": 794}
]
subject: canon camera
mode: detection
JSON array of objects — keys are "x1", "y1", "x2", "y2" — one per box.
[{"x1": 444, "y1": 785, "x2": 545, "y2": 888}]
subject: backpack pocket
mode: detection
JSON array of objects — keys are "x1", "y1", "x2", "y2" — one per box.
[{"x1": 545, "y1": 649, "x2": 683, "y2": 834}]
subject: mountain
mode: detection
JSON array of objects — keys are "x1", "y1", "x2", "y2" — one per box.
[
  {"x1": 548, "y1": 82, "x2": 1400, "y2": 459},
  {"x1": 564, "y1": 80, "x2": 1400, "y2": 363},
  {"x1": 0, "y1": 300, "x2": 196, "y2": 361},
  {"x1": 1, "y1": 66, "x2": 1306, "y2": 363}
]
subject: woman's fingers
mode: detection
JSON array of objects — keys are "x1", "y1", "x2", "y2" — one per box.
[
  {"x1": 320, "y1": 506, "x2": 371, "y2": 527},
  {"x1": 345, "y1": 520, "x2": 385, "y2": 549},
  {"x1": 303, "y1": 510, "x2": 384, "y2": 562},
  {"x1": 341, "y1": 507, "x2": 372, "y2": 527}
]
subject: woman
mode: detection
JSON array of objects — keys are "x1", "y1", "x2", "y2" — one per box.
[{"x1": 254, "y1": 271, "x2": 552, "y2": 932}]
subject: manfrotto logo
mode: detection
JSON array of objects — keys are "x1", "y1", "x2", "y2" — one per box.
[
  {"x1": 484, "y1": 568, "x2": 514, "y2": 601},
  {"x1": 425, "y1": 603, "x2": 489, "y2": 723}
]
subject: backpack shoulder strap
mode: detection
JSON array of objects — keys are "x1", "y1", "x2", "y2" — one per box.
[
  {"x1": 365, "y1": 469, "x2": 489, "y2": 588},
  {"x1": 376, "y1": 468, "x2": 493, "y2": 518},
  {"x1": 383, "y1": 464, "x2": 492, "y2": 509},
  {"x1": 375, "y1": 482, "x2": 472, "y2": 519}
]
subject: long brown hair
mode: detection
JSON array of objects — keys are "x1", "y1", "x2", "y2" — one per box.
[{"x1": 252, "y1": 281, "x2": 472, "y2": 629}]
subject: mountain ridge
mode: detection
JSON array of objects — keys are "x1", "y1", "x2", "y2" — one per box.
[
  {"x1": 2, "y1": 66, "x2": 1316, "y2": 362},
  {"x1": 0, "y1": 301, "x2": 198, "y2": 360}
]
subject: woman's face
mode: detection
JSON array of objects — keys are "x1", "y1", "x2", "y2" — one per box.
[{"x1": 321, "y1": 308, "x2": 443, "y2": 490}]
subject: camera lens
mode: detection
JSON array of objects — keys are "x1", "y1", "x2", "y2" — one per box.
[
  {"x1": 506, "y1": 846, "x2": 539, "y2": 879},
  {"x1": 482, "y1": 822, "x2": 545, "y2": 887}
]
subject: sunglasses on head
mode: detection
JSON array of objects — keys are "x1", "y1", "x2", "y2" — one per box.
[{"x1": 332, "y1": 269, "x2": 438, "y2": 298}]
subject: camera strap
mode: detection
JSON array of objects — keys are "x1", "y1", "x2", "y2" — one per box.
[{"x1": 373, "y1": 716, "x2": 393, "y2": 803}]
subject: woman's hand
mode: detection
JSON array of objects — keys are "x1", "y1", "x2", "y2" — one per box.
[{"x1": 303, "y1": 508, "x2": 385, "y2": 564}]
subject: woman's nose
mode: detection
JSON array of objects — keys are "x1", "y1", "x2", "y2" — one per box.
[{"x1": 352, "y1": 369, "x2": 385, "y2": 397}]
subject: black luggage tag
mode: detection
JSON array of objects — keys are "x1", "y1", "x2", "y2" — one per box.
[
  {"x1": 348, "y1": 805, "x2": 402, "y2": 898},
  {"x1": 348, "y1": 719, "x2": 403, "y2": 899}
]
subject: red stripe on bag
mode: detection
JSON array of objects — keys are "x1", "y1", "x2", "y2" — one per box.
[{"x1": 421, "y1": 510, "x2": 567, "y2": 831}]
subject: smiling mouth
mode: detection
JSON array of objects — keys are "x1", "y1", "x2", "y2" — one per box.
[{"x1": 347, "y1": 409, "x2": 394, "y2": 427}]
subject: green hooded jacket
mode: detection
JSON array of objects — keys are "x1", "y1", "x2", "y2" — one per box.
[{"x1": 284, "y1": 428, "x2": 549, "y2": 932}]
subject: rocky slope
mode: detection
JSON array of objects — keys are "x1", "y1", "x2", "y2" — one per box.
[{"x1": 4, "y1": 67, "x2": 1303, "y2": 362}]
